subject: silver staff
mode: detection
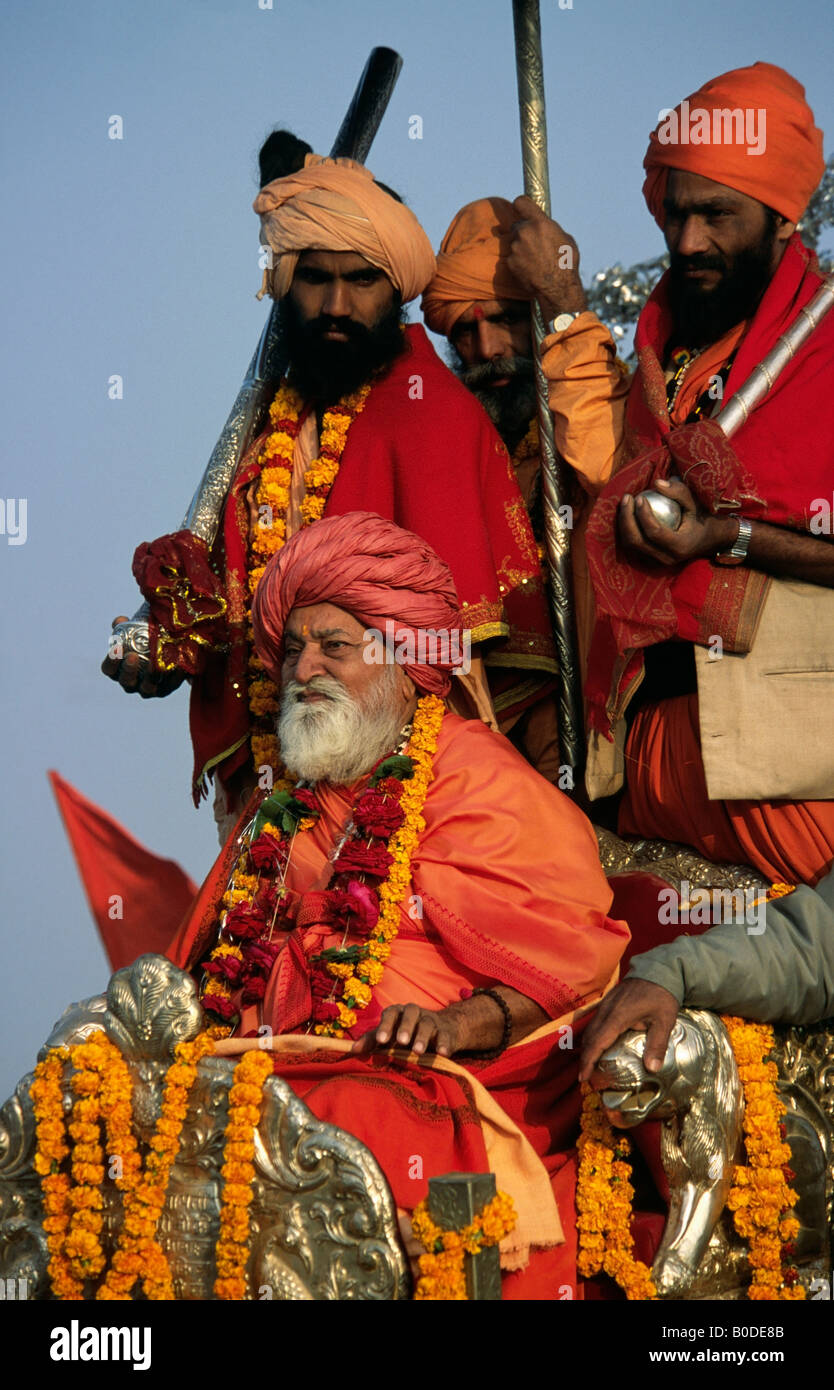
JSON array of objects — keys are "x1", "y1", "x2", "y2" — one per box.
[
  {"x1": 511, "y1": 0, "x2": 584, "y2": 778},
  {"x1": 104, "y1": 47, "x2": 403, "y2": 692}
]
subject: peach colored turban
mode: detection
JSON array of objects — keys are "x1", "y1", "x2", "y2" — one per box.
[
  {"x1": 643, "y1": 62, "x2": 825, "y2": 227},
  {"x1": 253, "y1": 154, "x2": 436, "y2": 304},
  {"x1": 421, "y1": 197, "x2": 528, "y2": 337},
  {"x1": 251, "y1": 512, "x2": 464, "y2": 696}
]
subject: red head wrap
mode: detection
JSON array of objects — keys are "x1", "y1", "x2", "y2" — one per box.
[
  {"x1": 251, "y1": 512, "x2": 465, "y2": 696},
  {"x1": 643, "y1": 62, "x2": 824, "y2": 227}
]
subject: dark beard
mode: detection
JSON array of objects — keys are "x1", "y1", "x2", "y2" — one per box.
[
  {"x1": 280, "y1": 294, "x2": 408, "y2": 404},
  {"x1": 449, "y1": 351, "x2": 537, "y2": 452},
  {"x1": 668, "y1": 221, "x2": 778, "y2": 348}
]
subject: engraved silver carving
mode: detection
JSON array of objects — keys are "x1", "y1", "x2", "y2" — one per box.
[
  {"x1": 1, "y1": 955, "x2": 409, "y2": 1300},
  {"x1": 594, "y1": 825, "x2": 772, "y2": 896},
  {"x1": 106, "y1": 603, "x2": 187, "y2": 692},
  {"x1": 595, "y1": 1010, "x2": 743, "y2": 1299},
  {"x1": 596, "y1": 1007, "x2": 833, "y2": 1299},
  {"x1": 512, "y1": 0, "x2": 584, "y2": 776}
]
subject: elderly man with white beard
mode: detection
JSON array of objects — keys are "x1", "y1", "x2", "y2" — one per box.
[{"x1": 166, "y1": 509, "x2": 629, "y2": 1297}]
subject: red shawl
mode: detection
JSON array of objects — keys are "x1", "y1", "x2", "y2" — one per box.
[{"x1": 585, "y1": 235, "x2": 834, "y2": 734}]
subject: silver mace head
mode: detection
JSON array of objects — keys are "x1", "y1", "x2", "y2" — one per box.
[{"x1": 635, "y1": 476, "x2": 683, "y2": 530}]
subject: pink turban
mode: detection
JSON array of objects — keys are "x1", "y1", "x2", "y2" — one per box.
[
  {"x1": 254, "y1": 154, "x2": 436, "y2": 304},
  {"x1": 422, "y1": 197, "x2": 528, "y2": 336},
  {"x1": 643, "y1": 62, "x2": 824, "y2": 227},
  {"x1": 251, "y1": 512, "x2": 465, "y2": 696}
]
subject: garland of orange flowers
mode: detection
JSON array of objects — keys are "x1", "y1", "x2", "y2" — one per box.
[
  {"x1": 411, "y1": 1191, "x2": 517, "y2": 1300},
  {"x1": 246, "y1": 380, "x2": 371, "y2": 776},
  {"x1": 576, "y1": 1013, "x2": 805, "y2": 1300},
  {"x1": 31, "y1": 1030, "x2": 217, "y2": 1300},
  {"x1": 30, "y1": 1046, "x2": 82, "y2": 1300},
  {"x1": 316, "y1": 691, "x2": 445, "y2": 1037},
  {"x1": 722, "y1": 1016, "x2": 805, "y2": 1300},
  {"x1": 214, "y1": 1048, "x2": 275, "y2": 1299},
  {"x1": 511, "y1": 416, "x2": 538, "y2": 471},
  {"x1": 576, "y1": 1085, "x2": 658, "y2": 1299}
]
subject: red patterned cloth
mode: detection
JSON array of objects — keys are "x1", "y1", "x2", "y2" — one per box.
[
  {"x1": 132, "y1": 530, "x2": 227, "y2": 677},
  {"x1": 585, "y1": 235, "x2": 834, "y2": 735}
]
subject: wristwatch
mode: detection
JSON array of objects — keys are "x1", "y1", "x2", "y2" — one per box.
[
  {"x1": 547, "y1": 310, "x2": 582, "y2": 334},
  {"x1": 714, "y1": 516, "x2": 753, "y2": 566}
]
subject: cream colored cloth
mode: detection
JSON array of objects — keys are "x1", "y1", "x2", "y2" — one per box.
[
  {"x1": 695, "y1": 577, "x2": 834, "y2": 800},
  {"x1": 254, "y1": 154, "x2": 436, "y2": 303}
]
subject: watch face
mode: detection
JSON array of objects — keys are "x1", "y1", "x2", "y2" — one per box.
[{"x1": 554, "y1": 313, "x2": 575, "y2": 332}]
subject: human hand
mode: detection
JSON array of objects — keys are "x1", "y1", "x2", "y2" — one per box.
[
  {"x1": 618, "y1": 477, "x2": 738, "y2": 566},
  {"x1": 578, "y1": 978, "x2": 680, "y2": 1081},
  {"x1": 101, "y1": 615, "x2": 186, "y2": 698},
  {"x1": 350, "y1": 1003, "x2": 461, "y2": 1058},
  {"x1": 506, "y1": 196, "x2": 586, "y2": 320}
]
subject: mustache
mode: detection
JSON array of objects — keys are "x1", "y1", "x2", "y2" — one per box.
[
  {"x1": 458, "y1": 355, "x2": 535, "y2": 390},
  {"x1": 302, "y1": 315, "x2": 376, "y2": 345},
  {"x1": 283, "y1": 675, "x2": 352, "y2": 705},
  {"x1": 670, "y1": 252, "x2": 726, "y2": 276}
]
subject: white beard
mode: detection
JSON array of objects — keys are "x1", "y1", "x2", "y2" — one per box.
[{"x1": 277, "y1": 666, "x2": 405, "y2": 786}]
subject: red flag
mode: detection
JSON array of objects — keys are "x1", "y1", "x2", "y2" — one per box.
[{"x1": 49, "y1": 770, "x2": 198, "y2": 971}]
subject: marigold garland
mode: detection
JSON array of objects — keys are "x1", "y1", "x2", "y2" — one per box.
[
  {"x1": 721, "y1": 1016, "x2": 805, "y2": 1301},
  {"x1": 576, "y1": 1085, "x2": 657, "y2": 1299},
  {"x1": 246, "y1": 380, "x2": 371, "y2": 776},
  {"x1": 575, "y1": 1017, "x2": 806, "y2": 1301},
  {"x1": 411, "y1": 1191, "x2": 517, "y2": 1300},
  {"x1": 30, "y1": 1046, "x2": 83, "y2": 1299},
  {"x1": 214, "y1": 1048, "x2": 275, "y2": 1299},
  {"x1": 31, "y1": 1030, "x2": 218, "y2": 1301},
  {"x1": 511, "y1": 417, "x2": 538, "y2": 470}
]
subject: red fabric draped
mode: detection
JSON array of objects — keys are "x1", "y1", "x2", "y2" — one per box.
[
  {"x1": 50, "y1": 771, "x2": 197, "y2": 970},
  {"x1": 586, "y1": 235, "x2": 834, "y2": 733},
  {"x1": 188, "y1": 325, "x2": 556, "y2": 800}
]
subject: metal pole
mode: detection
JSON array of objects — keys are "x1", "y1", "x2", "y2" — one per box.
[{"x1": 511, "y1": 0, "x2": 584, "y2": 779}]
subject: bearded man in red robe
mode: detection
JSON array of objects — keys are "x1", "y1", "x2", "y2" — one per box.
[
  {"x1": 506, "y1": 62, "x2": 834, "y2": 887},
  {"x1": 167, "y1": 511, "x2": 630, "y2": 1298},
  {"x1": 105, "y1": 134, "x2": 556, "y2": 837}
]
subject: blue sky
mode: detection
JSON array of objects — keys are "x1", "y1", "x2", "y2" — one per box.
[{"x1": 2, "y1": 0, "x2": 832, "y2": 1098}]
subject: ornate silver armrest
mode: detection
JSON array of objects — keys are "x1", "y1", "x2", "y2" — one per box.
[
  {"x1": 0, "y1": 956, "x2": 409, "y2": 1300},
  {"x1": 595, "y1": 1010, "x2": 833, "y2": 1300}
]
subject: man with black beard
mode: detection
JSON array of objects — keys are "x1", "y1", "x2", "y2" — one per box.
[{"x1": 113, "y1": 134, "x2": 559, "y2": 837}]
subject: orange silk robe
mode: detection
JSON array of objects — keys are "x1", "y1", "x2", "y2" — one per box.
[{"x1": 236, "y1": 713, "x2": 628, "y2": 1036}]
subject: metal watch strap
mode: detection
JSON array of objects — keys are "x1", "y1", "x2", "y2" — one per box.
[{"x1": 715, "y1": 516, "x2": 753, "y2": 566}]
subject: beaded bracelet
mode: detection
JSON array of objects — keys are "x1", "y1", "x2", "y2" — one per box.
[{"x1": 470, "y1": 987, "x2": 513, "y2": 1059}]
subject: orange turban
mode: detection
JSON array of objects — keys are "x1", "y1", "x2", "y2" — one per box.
[
  {"x1": 251, "y1": 512, "x2": 465, "y2": 697},
  {"x1": 643, "y1": 62, "x2": 824, "y2": 227},
  {"x1": 253, "y1": 154, "x2": 436, "y2": 304},
  {"x1": 421, "y1": 197, "x2": 528, "y2": 336}
]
